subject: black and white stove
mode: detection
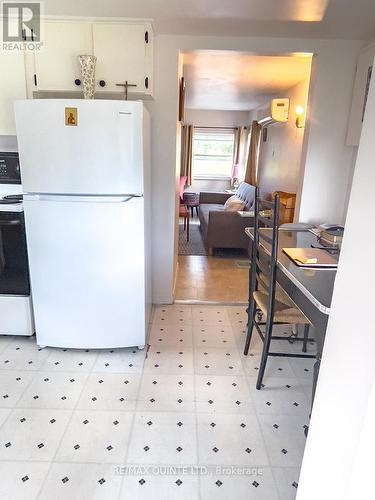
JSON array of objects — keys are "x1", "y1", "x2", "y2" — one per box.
[
  {"x1": 0, "y1": 152, "x2": 34, "y2": 335},
  {"x1": 0, "y1": 194, "x2": 23, "y2": 210}
]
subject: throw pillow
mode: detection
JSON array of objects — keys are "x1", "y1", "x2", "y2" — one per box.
[{"x1": 223, "y1": 195, "x2": 246, "y2": 212}]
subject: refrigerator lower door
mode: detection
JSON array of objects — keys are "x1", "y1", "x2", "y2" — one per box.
[{"x1": 24, "y1": 195, "x2": 146, "y2": 349}]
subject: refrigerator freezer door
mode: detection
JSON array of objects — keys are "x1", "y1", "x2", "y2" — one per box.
[
  {"x1": 15, "y1": 99, "x2": 144, "y2": 195},
  {"x1": 24, "y1": 196, "x2": 146, "y2": 349}
]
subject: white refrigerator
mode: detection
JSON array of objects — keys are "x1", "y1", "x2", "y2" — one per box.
[{"x1": 14, "y1": 99, "x2": 151, "y2": 349}]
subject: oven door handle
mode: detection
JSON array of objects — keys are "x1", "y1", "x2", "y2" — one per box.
[{"x1": 0, "y1": 219, "x2": 21, "y2": 226}]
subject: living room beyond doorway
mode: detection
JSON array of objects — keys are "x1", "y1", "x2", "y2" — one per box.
[
  {"x1": 176, "y1": 177, "x2": 252, "y2": 302},
  {"x1": 175, "y1": 50, "x2": 313, "y2": 303}
]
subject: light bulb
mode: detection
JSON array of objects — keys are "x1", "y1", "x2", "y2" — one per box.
[{"x1": 295, "y1": 106, "x2": 304, "y2": 116}]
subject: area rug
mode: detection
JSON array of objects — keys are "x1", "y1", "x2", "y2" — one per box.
[
  {"x1": 178, "y1": 221, "x2": 250, "y2": 260},
  {"x1": 178, "y1": 222, "x2": 207, "y2": 255}
]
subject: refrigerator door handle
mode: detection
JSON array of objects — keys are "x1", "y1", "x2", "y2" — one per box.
[
  {"x1": 23, "y1": 194, "x2": 144, "y2": 203},
  {"x1": 122, "y1": 195, "x2": 143, "y2": 202}
]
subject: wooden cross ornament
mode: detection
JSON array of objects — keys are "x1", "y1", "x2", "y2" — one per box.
[{"x1": 116, "y1": 81, "x2": 137, "y2": 100}]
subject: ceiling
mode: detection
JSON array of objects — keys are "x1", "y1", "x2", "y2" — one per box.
[
  {"x1": 183, "y1": 52, "x2": 312, "y2": 110},
  {"x1": 42, "y1": 0, "x2": 375, "y2": 40}
]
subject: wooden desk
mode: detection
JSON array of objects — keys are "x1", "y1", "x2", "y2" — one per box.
[{"x1": 245, "y1": 227, "x2": 338, "y2": 403}]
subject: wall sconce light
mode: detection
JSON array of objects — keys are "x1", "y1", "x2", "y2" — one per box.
[{"x1": 295, "y1": 105, "x2": 305, "y2": 128}]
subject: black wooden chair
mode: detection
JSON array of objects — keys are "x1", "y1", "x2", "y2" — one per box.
[{"x1": 244, "y1": 189, "x2": 315, "y2": 390}]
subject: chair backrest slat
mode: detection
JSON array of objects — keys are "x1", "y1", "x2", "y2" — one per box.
[
  {"x1": 257, "y1": 232, "x2": 274, "y2": 245},
  {"x1": 257, "y1": 214, "x2": 276, "y2": 228},
  {"x1": 248, "y1": 187, "x2": 280, "y2": 321},
  {"x1": 255, "y1": 198, "x2": 275, "y2": 209},
  {"x1": 256, "y1": 257, "x2": 270, "y2": 277}
]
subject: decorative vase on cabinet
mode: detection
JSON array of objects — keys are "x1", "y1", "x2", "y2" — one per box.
[{"x1": 78, "y1": 55, "x2": 97, "y2": 99}]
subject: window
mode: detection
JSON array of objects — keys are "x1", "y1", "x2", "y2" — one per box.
[{"x1": 192, "y1": 127, "x2": 235, "y2": 178}]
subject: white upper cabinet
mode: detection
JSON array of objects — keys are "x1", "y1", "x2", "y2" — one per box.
[
  {"x1": 0, "y1": 53, "x2": 27, "y2": 135},
  {"x1": 0, "y1": 18, "x2": 154, "y2": 131},
  {"x1": 346, "y1": 44, "x2": 375, "y2": 146},
  {"x1": 34, "y1": 21, "x2": 93, "y2": 91},
  {"x1": 93, "y1": 23, "x2": 152, "y2": 95},
  {"x1": 31, "y1": 20, "x2": 153, "y2": 96}
]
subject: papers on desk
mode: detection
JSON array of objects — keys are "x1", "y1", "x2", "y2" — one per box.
[{"x1": 282, "y1": 248, "x2": 338, "y2": 268}]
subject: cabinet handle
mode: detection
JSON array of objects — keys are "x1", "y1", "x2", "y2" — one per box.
[
  {"x1": 99, "y1": 80, "x2": 106, "y2": 87},
  {"x1": 74, "y1": 79, "x2": 81, "y2": 86}
]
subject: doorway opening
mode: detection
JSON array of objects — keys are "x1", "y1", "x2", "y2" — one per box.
[{"x1": 175, "y1": 49, "x2": 313, "y2": 303}]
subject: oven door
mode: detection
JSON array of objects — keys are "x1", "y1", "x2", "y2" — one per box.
[{"x1": 0, "y1": 211, "x2": 30, "y2": 295}]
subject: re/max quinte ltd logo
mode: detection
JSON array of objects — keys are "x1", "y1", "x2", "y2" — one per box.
[{"x1": 1, "y1": 1, "x2": 43, "y2": 51}]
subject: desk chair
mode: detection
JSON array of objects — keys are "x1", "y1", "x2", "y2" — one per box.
[{"x1": 244, "y1": 190, "x2": 315, "y2": 390}]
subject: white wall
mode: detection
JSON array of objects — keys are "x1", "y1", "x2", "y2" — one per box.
[
  {"x1": 256, "y1": 76, "x2": 311, "y2": 198},
  {"x1": 297, "y1": 55, "x2": 375, "y2": 500},
  {"x1": 183, "y1": 108, "x2": 250, "y2": 193},
  {"x1": 184, "y1": 108, "x2": 250, "y2": 127},
  {"x1": 150, "y1": 34, "x2": 360, "y2": 303},
  {"x1": 0, "y1": 136, "x2": 17, "y2": 151}
]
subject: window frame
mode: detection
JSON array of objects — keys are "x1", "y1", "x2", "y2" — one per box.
[{"x1": 192, "y1": 126, "x2": 236, "y2": 180}]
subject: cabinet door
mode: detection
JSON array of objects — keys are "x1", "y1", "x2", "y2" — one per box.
[
  {"x1": 93, "y1": 23, "x2": 150, "y2": 94},
  {"x1": 0, "y1": 53, "x2": 27, "y2": 135},
  {"x1": 346, "y1": 44, "x2": 375, "y2": 146},
  {"x1": 34, "y1": 21, "x2": 93, "y2": 91}
]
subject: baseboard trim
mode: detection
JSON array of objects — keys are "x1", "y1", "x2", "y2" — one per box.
[
  {"x1": 152, "y1": 297, "x2": 174, "y2": 305},
  {"x1": 172, "y1": 260, "x2": 179, "y2": 300},
  {"x1": 174, "y1": 299, "x2": 248, "y2": 306}
]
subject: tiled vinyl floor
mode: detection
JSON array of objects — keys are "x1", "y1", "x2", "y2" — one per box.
[{"x1": 0, "y1": 305, "x2": 315, "y2": 500}]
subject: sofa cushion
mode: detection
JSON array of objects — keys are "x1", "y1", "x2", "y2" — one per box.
[
  {"x1": 235, "y1": 182, "x2": 256, "y2": 210},
  {"x1": 198, "y1": 202, "x2": 254, "y2": 251},
  {"x1": 199, "y1": 203, "x2": 225, "y2": 225},
  {"x1": 223, "y1": 195, "x2": 246, "y2": 211}
]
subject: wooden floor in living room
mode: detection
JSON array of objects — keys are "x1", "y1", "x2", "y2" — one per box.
[{"x1": 175, "y1": 255, "x2": 249, "y2": 302}]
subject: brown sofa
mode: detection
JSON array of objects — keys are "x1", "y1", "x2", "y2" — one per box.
[{"x1": 198, "y1": 182, "x2": 256, "y2": 254}]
